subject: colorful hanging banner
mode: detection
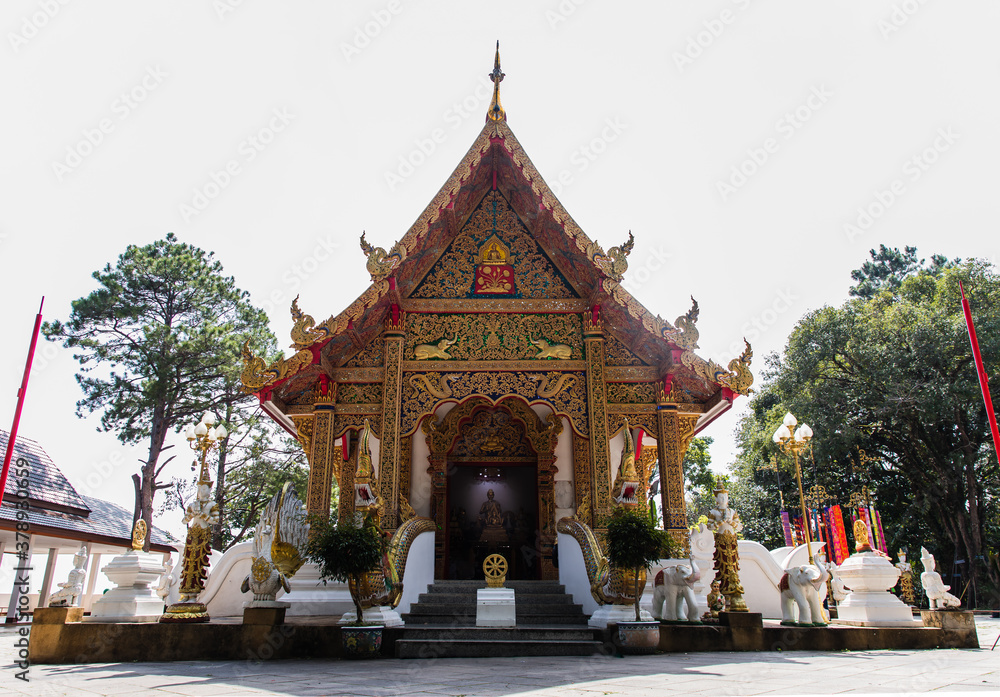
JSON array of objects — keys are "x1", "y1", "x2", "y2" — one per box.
[
  {"x1": 827, "y1": 505, "x2": 850, "y2": 563},
  {"x1": 874, "y1": 509, "x2": 888, "y2": 553},
  {"x1": 780, "y1": 511, "x2": 793, "y2": 546}
]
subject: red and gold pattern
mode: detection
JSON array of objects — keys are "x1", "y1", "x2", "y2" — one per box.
[{"x1": 475, "y1": 264, "x2": 515, "y2": 294}]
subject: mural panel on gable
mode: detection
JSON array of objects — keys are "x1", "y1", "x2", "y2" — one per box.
[
  {"x1": 405, "y1": 313, "x2": 583, "y2": 362},
  {"x1": 411, "y1": 190, "x2": 578, "y2": 299}
]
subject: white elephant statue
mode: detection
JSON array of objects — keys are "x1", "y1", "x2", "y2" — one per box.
[
  {"x1": 652, "y1": 554, "x2": 701, "y2": 622},
  {"x1": 779, "y1": 558, "x2": 830, "y2": 626}
]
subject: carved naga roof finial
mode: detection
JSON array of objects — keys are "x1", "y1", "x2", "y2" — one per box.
[{"x1": 487, "y1": 40, "x2": 506, "y2": 123}]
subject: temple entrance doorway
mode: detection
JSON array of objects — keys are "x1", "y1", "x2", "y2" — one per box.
[
  {"x1": 442, "y1": 406, "x2": 541, "y2": 580},
  {"x1": 445, "y1": 464, "x2": 539, "y2": 580}
]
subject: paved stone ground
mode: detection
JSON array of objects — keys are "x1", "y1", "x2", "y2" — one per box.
[{"x1": 4, "y1": 618, "x2": 998, "y2": 696}]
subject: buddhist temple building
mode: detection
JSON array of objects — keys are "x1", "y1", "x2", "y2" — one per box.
[{"x1": 241, "y1": 46, "x2": 753, "y2": 583}]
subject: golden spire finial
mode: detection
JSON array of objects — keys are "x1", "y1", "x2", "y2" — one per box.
[{"x1": 487, "y1": 40, "x2": 506, "y2": 122}]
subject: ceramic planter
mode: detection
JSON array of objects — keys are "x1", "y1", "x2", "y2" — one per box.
[
  {"x1": 614, "y1": 621, "x2": 660, "y2": 654},
  {"x1": 341, "y1": 624, "x2": 384, "y2": 658}
]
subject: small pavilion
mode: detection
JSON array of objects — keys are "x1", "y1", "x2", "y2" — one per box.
[{"x1": 0, "y1": 431, "x2": 176, "y2": 619}]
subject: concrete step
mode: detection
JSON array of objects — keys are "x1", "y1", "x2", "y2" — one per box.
[
  {"x1": 399, "y1": 626, "x2": 596, "y2": 641},
  {"x1": 401, "y1": 613, "x2": 588, "y2": 626},
  {"x1": 396, "y1": 638, "x2": 605, "y2": 659},
  {"x1": 424, "y1": 580, "x2": 566, "y2": 590},
  {"x1": 414, "y1": 592, "x2": 577, "y2": 606},
  {"x1": 404, "y1": 603, "x2": 586, "y2": 616}
]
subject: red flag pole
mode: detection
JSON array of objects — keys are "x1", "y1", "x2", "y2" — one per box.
[
  {"x1": 960, "y1": 281, "x2": 1000, "y2": 467},
  {"x1": 0, "y1": 298, "x2": 44, "y2": 500}
]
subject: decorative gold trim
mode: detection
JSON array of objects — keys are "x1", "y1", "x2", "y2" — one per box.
[
  {"x1": 402, "y1": 360, "x2": 586, "y2": 372},
  {"x1": 403, "y1": 299, "x2": 589, "y2": 313},
  {"x1": 604, "y1": 366, "x2": 659, "y2": 381},
  {"x1": 606, "y1": 403, "x2": 658, "y2": 413},
  {"x1": 333, "y1": 404, "x2": 382, "y2": 414},
  {"x1": 331, "y1": 367, "x2": 385, "y2": 383}
]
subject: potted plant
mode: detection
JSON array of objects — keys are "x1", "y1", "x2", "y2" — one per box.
[
  {"x1": 605, "y1": 507, "x2": 675, "y2": 654},
  {"x1": 306, "y1": 513, "x2": 386, "y2": 658}
]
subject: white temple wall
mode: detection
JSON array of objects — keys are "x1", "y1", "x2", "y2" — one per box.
[
  {"x1": 608, "y1": 430, "x2": 625, "y2": 487},
  {"x1": 553, "y1": 416, "x2": 574, "y2": 521},
  {"x1": 410, "y1": 431, "x2": 431, "y2": 518},
  {"x1": 368, "y1": 431, "x2": 381, "y2": 479}
]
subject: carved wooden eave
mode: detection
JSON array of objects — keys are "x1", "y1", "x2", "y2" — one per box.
[{"x1": 242, "y1": 85, "x2": 753, "y2": 426}]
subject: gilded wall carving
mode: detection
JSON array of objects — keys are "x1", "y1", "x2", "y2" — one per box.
[
  {"x1": 404, "y1": 313, "x2": 583, "y2": 362},
  {"x1": 337, "y1": 382, "x2": 384, "y2": 405},
  {"x1": 334, "y1": 414, "x2": 381, "y2": 440},
  {"x1": 306, "y1": 411, "x2": 334, "y2": 518},
  {"x1": 655, "y1": 410, "x2": 701, "y2": 535},
  {"x1": 572, "y1": 434, "x2": 593, "y2": 528},
  {"x1": 604, "y1": 333, "x2": 647, "y2": 367},
  {"x1": 345, "y1": 337, "x2": 384, "y2": 368},
  {"x1": 412, "y1": 189, "x2": 577, "y2": 299},
  {"x1": 606, "y1": 382, "x2": 657, "y2": 404},
  {"x1": 608, "y1": 412, "x2": 660, "y2": 440},
  {"x1": 379, "y1": 334, "x2": 404, "y2": 529},
  {"x1": 400, "y1": 370, "x2": 587, "y2": 438},
  {"x1": 450, "y1": 409, "x2": 534, "y2": 459},
  {"x1": 584, "y1": 337, "x2": 612, "y2": 519},
  {"x1": 289, "y1": 415, "x2": 314, "y2": 455},
  {"x1": 398, "y1": 434, "x2": 412, "y2": 504}
]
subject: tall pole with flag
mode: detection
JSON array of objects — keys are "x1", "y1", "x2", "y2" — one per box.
[
  {"x1": 960, "y1": 281, "x2": 1000, "y2": 468},
  {"x1": 0, "y1": 298, "x2": 44, "y2": 500}
]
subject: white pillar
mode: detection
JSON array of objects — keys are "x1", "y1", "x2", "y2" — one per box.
[
  {"x1": 38, "y1": 548, "x2": 59, "y2": 608},
  {"x1": 5, "y1": 535, "x2": 33, "y2": 623},
  {"x1": 84, "y1": 552, "x2": 101, "y2": 612}
]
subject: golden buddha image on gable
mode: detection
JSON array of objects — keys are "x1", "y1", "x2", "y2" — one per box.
[{"x1": 475, "y1": 234, "x2": 514, "y2": 294}]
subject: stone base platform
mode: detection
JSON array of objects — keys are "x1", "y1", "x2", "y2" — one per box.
[{"x1": 29, "y1": 613, "x2": 978, "y2": 663}]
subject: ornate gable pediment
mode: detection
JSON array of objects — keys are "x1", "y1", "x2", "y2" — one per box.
[{"x1": 411, "y1": 190, "x2": 579, "y2": 301}]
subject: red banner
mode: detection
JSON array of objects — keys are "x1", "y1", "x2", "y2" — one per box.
[
  {"x1": 827, "y1": 505, "x2": 850, "y2": 563},
  {"x1": 780, "y1": 511, "x2": 793, "y2": 546}
]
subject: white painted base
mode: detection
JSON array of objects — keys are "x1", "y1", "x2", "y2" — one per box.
[
  {"x1": 835, "y1": 551, "x2": 918, "y2": 627},
  {"x1": 279, "y1": 563, "x2": 354, "y2": 616},
  {"x1": 339, "y1": 606, "x2": 404, "y2": 627},
  {"x1": 589, "y1": 604, "x2": 653, "y2": 628},
  {"x1": 88, "y1": 551, "x2": 167, "y2": 623},
  {"x1": 477, "y1": 588, "x2": 516, "y2": 627},
  {"x1": 836, "y1": 591, "x2": 920, "y2": 626}
]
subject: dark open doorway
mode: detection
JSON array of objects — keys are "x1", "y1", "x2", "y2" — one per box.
[{"x1": 444, "y1": 463, "x2": 539, "y2": 580}]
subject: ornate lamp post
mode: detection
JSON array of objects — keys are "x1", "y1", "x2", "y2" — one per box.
[
  {"x1": 772, "y1": 412, "x2": 815, "y2": 564},
  {"x1": 160, "y1": 413, "x2": 226, "y2": 623}
]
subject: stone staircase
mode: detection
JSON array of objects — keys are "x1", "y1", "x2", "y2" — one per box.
[{"x1": 396, "y1": 580, "x2": 605, "y2": 658}]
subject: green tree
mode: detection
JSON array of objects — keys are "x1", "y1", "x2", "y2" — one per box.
[
  {"x1": 682, "y1": 436, "x2": 715, "y2": 522},
  {"x1": 44, "y1": 233, "x2": 275, "y2": 550},
  {"x1": 734, "y1": 249, "x2": 1000, "y2": 605},
  {"x1": 160, "y1": 416, "x2": 316, "y2": 551}
]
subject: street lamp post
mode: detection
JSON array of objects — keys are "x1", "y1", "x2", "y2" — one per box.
[
  {"x1": 772, "y1": 412, "x2": 815, "y2": 564},
  {"x1": 159, "y1": 412, "x2": 226, "y2": 623}
]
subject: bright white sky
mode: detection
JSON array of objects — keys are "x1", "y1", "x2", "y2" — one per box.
[{"x1": 2, "y1": 1, "x2": 998, "y2": 545}]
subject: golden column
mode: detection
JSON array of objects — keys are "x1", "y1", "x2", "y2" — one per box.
[
  {"x1": 772, "y1": 412, "x2": 816, "y2": 563},
  {"x1": 299, "y1": 377, "x2": 337, "y2": 520},
  {"x1": 583, "y1": 308, "x2": 612, "y2": 522},
  {"x1": 655, "y1": 405, "x2": 698, "y2": 551},
  {"x1": 379, "y1": 310, "x2": 405, "y2": 530}
]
